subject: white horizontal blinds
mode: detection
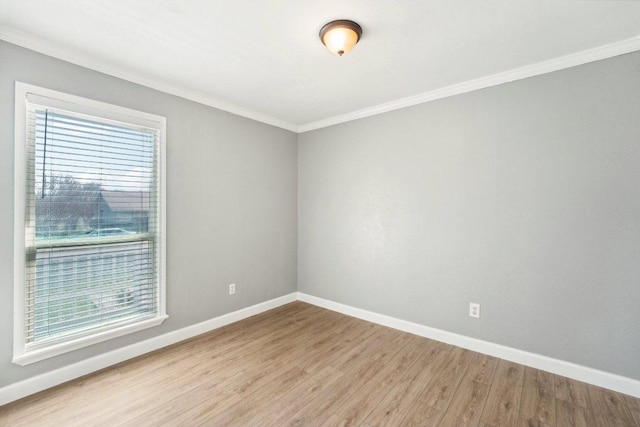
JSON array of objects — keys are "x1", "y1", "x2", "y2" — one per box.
[{"x1": 25, "y1": 103, "x2": 159, "y2": 345}]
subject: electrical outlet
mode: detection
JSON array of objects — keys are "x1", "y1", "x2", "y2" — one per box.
[
  {"x1": 229, "y1": 283, "x2": 236, "y2": 295},
  {"x1": 469, "y1": 303, "x2": 480, "y2": 319}
]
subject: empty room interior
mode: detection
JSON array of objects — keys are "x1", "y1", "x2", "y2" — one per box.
[{"x1": 1, "y1": 1, "x2": 640, "y2": 425}]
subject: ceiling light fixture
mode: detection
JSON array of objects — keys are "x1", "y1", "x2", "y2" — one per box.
[{"x1": 319, "y1": 20, "x2": 362, "y2": 56}]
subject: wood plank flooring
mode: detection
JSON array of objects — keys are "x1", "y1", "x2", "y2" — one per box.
[{"x1": 1, "y1": 301, "x2": 639, "y2": 426}]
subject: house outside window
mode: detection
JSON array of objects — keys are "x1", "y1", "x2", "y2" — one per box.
[{"x1": 13, "y1": 82, "x2": 167, "y2": 365}]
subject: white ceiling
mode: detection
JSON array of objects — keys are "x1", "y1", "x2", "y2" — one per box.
[{"x1": 1, "y1": 0, "x2": 640, "y2": 132}]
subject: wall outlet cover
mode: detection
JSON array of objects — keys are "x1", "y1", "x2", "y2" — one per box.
[{"x1": 469, "y1": 303, "x2": 480, "y2": 318}]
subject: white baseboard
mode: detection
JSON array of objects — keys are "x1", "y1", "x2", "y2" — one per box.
[
  {"x1": 3, "y1": 291, "x2": 638, "y2": 406},
  {"x1": 0, "y1": 292, "x2": 297, "y2": 406},
  {"x1": 297, "y1": 292, "x2": 640, "y2": 398}
]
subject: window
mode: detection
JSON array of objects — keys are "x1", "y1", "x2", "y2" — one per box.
[{"x1": 13, "y1": 82, "x2": 167, "y2": 365}]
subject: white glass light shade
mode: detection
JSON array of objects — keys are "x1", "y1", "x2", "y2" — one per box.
[{"x1": 319, "y1": 20, "x2": 362, "y2": 56}]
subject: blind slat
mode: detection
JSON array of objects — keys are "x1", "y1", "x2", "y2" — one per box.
[{"x1": 24, "y1": 105, "x2": 161, "y2": 346}]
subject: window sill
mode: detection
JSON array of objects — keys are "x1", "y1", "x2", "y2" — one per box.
[{"x1": 13, "y1": 315, "x2": 169, "y2": 366}]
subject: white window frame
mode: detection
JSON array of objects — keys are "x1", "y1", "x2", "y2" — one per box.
[{"x1": 13, "y1": 82, "x2": 168, "y2": 365}]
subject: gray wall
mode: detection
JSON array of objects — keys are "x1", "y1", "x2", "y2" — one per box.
[
  {"x1": 2, "y1": 39, "x2": 639, "y2": 391},
  {"x1": 298, "y1": 51, "x2": 640, "y2": 380},
  {"x1": 0, "y1": 41, "x2": 298, "y2": 387}
]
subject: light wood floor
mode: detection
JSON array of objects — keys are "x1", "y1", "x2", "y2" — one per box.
[{"x1": 1, "y1": 302, "x2": 639, "y2": 426}]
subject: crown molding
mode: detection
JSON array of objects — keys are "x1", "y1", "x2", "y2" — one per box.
[
  {"x1": 0, "y1": 26, "x2": 299, "y2": 133},
  {"x1": 298, "y1": 35, "x2": 640, "y2": 132},
  {"x1": 2, "y1": 25, "x2": 639, "y2": 135}
]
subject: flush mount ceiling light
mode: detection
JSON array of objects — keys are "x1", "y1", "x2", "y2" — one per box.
[{"x1": 319, "y1": 20, "x2": 362, "y2": 56}]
